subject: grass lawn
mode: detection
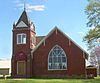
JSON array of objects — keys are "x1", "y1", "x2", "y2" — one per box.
[{"x1": 0, "y1": 77, "x2": 100, "y2": 83}]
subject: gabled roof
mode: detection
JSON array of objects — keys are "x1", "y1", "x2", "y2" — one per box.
[
  {"x1": 16, "y1": 21, "x2": 28, "y2": 28},
  {"x1": 32, "y1": 27, "x2": 88, "y2": 59},
  {"x1": 16, "y1": 10, "x2": 30, "y2": 27}
]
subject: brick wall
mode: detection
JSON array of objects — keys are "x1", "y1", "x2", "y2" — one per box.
[
  {"x1": 32, "y1": 29, "x2": 86, "y2": 78},
  {"x1": 12, "y1": 27, "x2": 35, "y2": 78}
]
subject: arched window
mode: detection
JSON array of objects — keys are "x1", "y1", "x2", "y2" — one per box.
[{"x1": 48, "y1": 45, "x2": 67, "y2": 70}]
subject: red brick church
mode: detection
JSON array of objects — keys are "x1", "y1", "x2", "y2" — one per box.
[{"x1": 11, "y1": 9, "x2": 89, "y2": 78}]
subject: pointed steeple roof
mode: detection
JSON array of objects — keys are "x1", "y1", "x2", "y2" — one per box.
[{"x1": 16, "y1": 10, "x2": 31, "y2": 27}]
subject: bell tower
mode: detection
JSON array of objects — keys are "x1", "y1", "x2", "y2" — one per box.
[{"x1": 11, "y1": 9, "x2": 36, "y2": 77}]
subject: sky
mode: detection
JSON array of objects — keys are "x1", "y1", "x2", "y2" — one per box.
[{"x1": 0, "y1": 0, "x2": 89, "y2": 59}]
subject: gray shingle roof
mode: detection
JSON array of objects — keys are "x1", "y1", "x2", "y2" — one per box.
[{"x1": 16, "y1": 10, "x2": 31, "y2": 27}]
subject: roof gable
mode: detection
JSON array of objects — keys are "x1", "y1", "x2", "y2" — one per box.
[
  {"x1": 16, "y1": 21, "x2": 28, "y2": 28},
  {"x1": 16, "y1": 10, "x2": 30, "y2": 27},
  {"x1": 32, "y1": 26, "x2": 88, "y2": 58}
]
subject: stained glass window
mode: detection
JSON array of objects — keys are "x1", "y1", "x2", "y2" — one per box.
[{"x1": 48, "y1": 45, "x2": 67, "y2": 70}]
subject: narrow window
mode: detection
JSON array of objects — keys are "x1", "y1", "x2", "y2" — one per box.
[
  {"x1": 17, "y1": 34, "x2": 21, "y2": 44},
  {"x1": 48, "y1": 45, "x2": 67, "y2": 70},
  {"x1": 32, "y1": 35, "x2": 34, "y2": 44},
  {"x1": 22, "y1": 34, "x2": 26, "y2": 44},
  {"x1": 17, "y1": 33, "x2": 26, "y2": 44}
]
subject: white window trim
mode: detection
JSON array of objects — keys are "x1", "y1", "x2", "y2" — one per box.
[
  {"x1": 48, "y1": 45, "x2": 67, "y2": 71},
  {"x1": 17, "y1": 33, "x2": 26, "y2": 44}
]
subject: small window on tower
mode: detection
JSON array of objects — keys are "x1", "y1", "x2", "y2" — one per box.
[
  {"x1": 17, "y1": 35, "x2": 21, "y2": 44},
  {"x1": 32, "y1": 35, "x2": 34, "y2": 44},
  {"x1": 17, "y1": 33, "x2": 26, "y2": 44},
  {"x1": 22, "y1": 34, "x2": 26, "y2": 44}
]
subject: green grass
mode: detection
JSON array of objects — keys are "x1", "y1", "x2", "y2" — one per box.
[{"x1": 0, "y1": 77, "x2": 100, "y2": 83}]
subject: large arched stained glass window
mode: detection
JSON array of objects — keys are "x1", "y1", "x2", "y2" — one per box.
[{"x1": 48, "y1": 45, "x2": 67, "y2": 70}]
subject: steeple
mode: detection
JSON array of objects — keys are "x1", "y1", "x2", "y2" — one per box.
[
  {"x1": 12, "y1": 2, "x2": 36, "y2": 78},
  {"x1": 16, "y1": 10, "x2": 31, "y2": 28},
  {"x1": 15, "y1": 0, "x2": 32, "y2": 28},
  {"x1": 24, "y1": 1, "x2": 26, "y2": 11}
]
